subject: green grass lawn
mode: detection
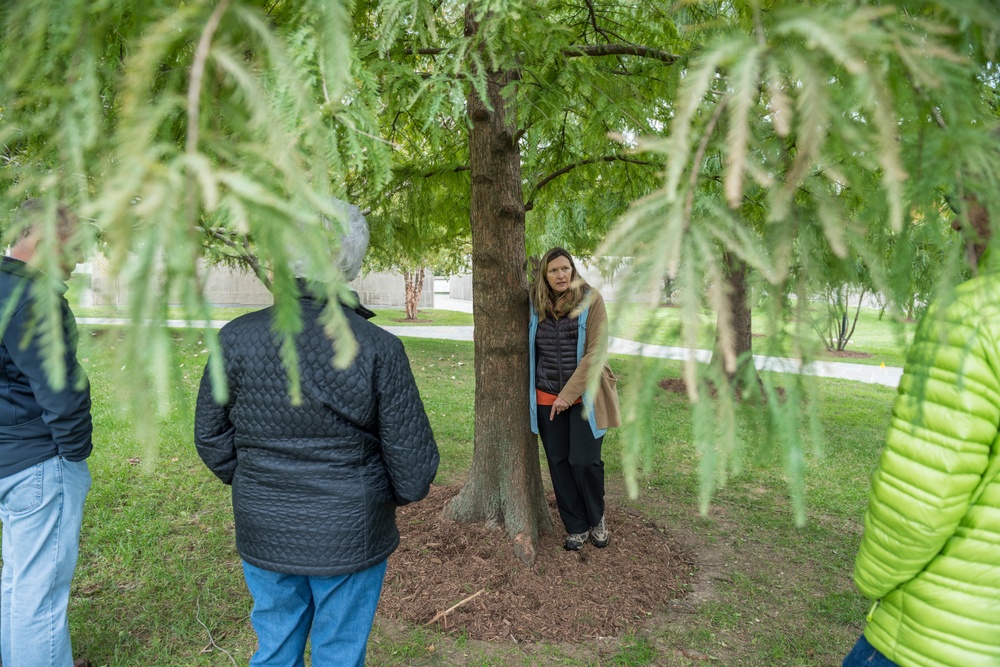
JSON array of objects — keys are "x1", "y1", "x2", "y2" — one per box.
[
  {"x1": 610, "y1": 301, "x2": 916, "y2": 369},
  {"x1": 60, "y1": 329, "x2": 888, "y2": 665}
]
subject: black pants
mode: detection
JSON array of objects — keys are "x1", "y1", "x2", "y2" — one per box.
[{"x1": 537, "y1": 402, "x2": 605, "y2": 534}]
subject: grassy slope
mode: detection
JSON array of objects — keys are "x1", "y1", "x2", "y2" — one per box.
[{"x1": 66, "y1": 332, "x2": 889, "y2": 666}]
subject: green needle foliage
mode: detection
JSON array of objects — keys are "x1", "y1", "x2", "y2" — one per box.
[
  {"x1": 358, "y1": 0, "x2": 678, "y2": 260},
  {"x1": 605, "y1": 0, "x2": 1000, "y2": 522},
  {"x1": 0, "y1": 0, "x2": 388, "y2": 452}
]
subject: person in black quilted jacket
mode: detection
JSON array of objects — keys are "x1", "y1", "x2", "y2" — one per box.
[{"x1": 194, "y1": 202, "x2": 439, "y2": 667}]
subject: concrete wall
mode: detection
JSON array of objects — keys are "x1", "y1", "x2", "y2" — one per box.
[
  {"x1": 89, "y1": 254, "x2": 434, "y2": 309},
  {"x1": 90, "y1": 256, "x2": 275, "y2": 307},
  {"x1": 449, "y1": 274, "x2": 474, "y2": 301},
  {"x1": 202, "y1": 263, "x2": 273, "y2": 307},
  {"x1": 351, "y1": 271, "x2": 434, "y2": 309},
  {"x1": 89, "y1": 255, "x2": 128, "y2": 307}
]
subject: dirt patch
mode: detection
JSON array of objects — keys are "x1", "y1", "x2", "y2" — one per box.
[
  {"x1": 659, "y1": 378, "x2": 692, "y2": 396},
  {"x1": 823, "y1": 349, "x2": 873, "y2": 359},
  {"x1": 378, "y1": 485, "x2": 695, "y2": 642},
  {"x1": 658, "y1": 377, "x2": 786, "y2": 401}
]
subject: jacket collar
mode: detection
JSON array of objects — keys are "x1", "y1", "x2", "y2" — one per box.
[
  {"x1": 296, "y1": 279, "x2": 375, "y2": 321},
  {"x1": 345, "y1": 291, "x2": 376, "y2": 320},
  {"x1": 0, "y1": 256, "x2": 68, "y2": 295}
]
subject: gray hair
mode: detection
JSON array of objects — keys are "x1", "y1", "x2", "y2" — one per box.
[
  {"x1": 289, "y1": 199, "x2": 369, "y2": 282},
  {"x1": 335, "y1": 201, "x2": 369, "y2": 282}
]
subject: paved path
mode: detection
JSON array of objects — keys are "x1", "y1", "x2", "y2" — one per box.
[
  {"x1": 379, "y1": 327, "x2": 903, "y2": 388},
  {"x1": 77, "y1": 317, "x2": 903, "y2": 388}
]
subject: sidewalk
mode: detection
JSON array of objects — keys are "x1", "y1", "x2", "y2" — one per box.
[
  {"x1": 76, "y1": 316, "x2": 903, "y2": 388},
  {"x1": 380, "y1": 327, "x2": 903, "y2": 388}
]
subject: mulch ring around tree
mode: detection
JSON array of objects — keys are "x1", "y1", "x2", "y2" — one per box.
[
  {"x1": 377, "y1": 485, "x2": 694, "y2": 642},
  {"x1": 659, "y1": 377, "x2": 788, "y2": 402},
  {"x1": 824, "y1": 349, "x2": 873, "y2": 359}
]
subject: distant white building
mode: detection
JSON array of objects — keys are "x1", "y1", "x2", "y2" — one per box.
[
  {"x1": 84, "y1": 254, "x2": 434, "y2": 309},
  {"x1": 445, "y1": 257, "x2": 660, "y2": 304}
]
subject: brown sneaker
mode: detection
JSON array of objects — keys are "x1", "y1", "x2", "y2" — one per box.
[
  {"x1": 564, "y1": 530, "x2": 590, "y2": 551},
  {"x1": 590, "y1": 515, "x2": 609, "y2": 548},
  {"x1": 73, "y1": 659, "x2": 93, "y2": 667}
]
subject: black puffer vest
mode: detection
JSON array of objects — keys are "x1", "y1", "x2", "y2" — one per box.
[{"x1": 534, "y1": 313, "x2": 579, "y2": 394}]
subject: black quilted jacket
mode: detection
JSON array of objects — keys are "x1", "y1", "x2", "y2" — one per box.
[{"x1": 194, "y1": 294, "x2": 439, "y2": 576}]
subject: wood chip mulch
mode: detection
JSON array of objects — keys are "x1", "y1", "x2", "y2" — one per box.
[
  {"x1": 377, "y1": 485, "x2": 694, "y2": 643},
  {"x1": 659, "y1": 377, "x2": 787, "y2": 401}
]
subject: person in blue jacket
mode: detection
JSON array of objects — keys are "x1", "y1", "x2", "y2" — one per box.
[
  {"x1": 0, "y1": 199, "x2": 92, "y2": 667},
  {"x1": 529, "y1": 247, "x2": 620, "y2": 551}
]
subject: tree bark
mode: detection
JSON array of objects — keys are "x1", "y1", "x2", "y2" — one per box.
[
  {"x1": 713, "y1": 252, "x2": 759, "y2": 393},
  {"x1": 443, "y1": 6, "x2": 553, "y2": 566},
  {"x1": 402, "y1": 268, "x2": 424, "y2": 321}
]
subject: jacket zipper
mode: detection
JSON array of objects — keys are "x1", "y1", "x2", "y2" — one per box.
[{"x1": 555, "y1": 317, "x2": 564, "y2": 389}]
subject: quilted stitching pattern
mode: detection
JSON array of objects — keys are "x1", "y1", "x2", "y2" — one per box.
[
  {"x1": 534, "y1": 314, "x2": 579, "y2": 394},
  {"x1": 854, "y1": 271, "x2": 1000, "y2": 667},
  {"x1": 195, "y1": 298, "x2": 439, "y2": 576}
]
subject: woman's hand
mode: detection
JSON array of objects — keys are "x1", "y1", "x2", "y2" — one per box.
[{"x1": 549, "y1": 396, "x2": 571, "y2": 421}]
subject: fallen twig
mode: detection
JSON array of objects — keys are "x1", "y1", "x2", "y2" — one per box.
[
  {"x1": 424, "y1": 588, "x2": 486, "y2": 626},
  {"x1": 195, "y1": 595, "x2": 239, "y2": 667}
]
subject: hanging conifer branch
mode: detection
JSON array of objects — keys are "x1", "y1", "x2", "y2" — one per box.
[
  {"x1": 525, "y1": 155, "x2": 655, "y2": 210},
  {"x1": 563, "y1": 44, "x2": 680, "y2": 63},
  {"x1": 399, "y1": 44, "x2": 679, "y2": 64},
  {"x1": 187, "y1": 0, "x2": 232, "y2": 160}
]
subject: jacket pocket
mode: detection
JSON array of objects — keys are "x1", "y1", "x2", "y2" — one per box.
[{"x1": 597, "y1": 364, "x2": 621, "y2": 429}]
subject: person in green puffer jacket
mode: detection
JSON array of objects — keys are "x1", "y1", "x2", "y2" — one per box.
[{"x1": 843, "y1": 197, "x2": 1000, "y2": 667}]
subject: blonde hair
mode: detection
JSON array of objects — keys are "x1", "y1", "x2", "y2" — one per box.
[{"x1": 529, "y1": 247, "x2": 590, "y2": 318}]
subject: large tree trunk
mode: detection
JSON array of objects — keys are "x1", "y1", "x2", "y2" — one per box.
[
  {"x1": 712, "y1": 252, "x2": 759, "y2": 393},
  {"x1": 443, "y1": 6, "x2": 553, "y2": 566},
  {"x1": 402, "y1": 268, "x2": 424, "y2": 321}
]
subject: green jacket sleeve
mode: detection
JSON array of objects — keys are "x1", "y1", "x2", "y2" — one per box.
[{"x1": 854, "y1": 298, "x2": 1000, "y2": 600}]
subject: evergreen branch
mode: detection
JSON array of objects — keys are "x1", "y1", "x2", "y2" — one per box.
[
  {"x1": 563, "y1": 44, "x2": 679, "y2": 64},
  {"x1": 186, "y1": 0, "x2": 232, "y2": 160},
  {"x1": 423, "y1": 165, "x2": 471, "y2": 178},
  {"x1": 583, "y1": 0, "x2": 622, "y2": 43},
  {"x1": 684, "y1": 98, "x2": 728, "y2": 229},
  {"x1": 524, "y1": 155, "x2": 654, "y2": 210},
  {"x1": 184, "y1": 0, "x2": 231, "y2": 324},
  {"x1": 397, "y1": 44, "x2": 679, "y2": 65},
  {"x1": 204, "y1": 227, "x2": 272, "y2": 290}
]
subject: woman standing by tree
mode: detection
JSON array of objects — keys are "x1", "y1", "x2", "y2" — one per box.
[{"x1": 529, "y1": 248, "x2": 621, "y2": 550}]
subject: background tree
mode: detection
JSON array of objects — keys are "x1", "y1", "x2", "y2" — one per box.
[
  {"x1": 362, "y1": 170, "x2": 472, "y2": 321},
  {"x1": 360, "y1": 0, "x2": 680, "y2": 563}
]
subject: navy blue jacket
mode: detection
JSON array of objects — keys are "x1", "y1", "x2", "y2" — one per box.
[
  {"x1": 194, "y1": 294, "x2": 439, "y2": 576},
  {"x1": 0, "y1": 257, "x2": 93, "y2": 479}
]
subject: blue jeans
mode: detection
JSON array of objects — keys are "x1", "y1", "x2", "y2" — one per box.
[
  {"x1": 843, "y1": 634, "x2": 900, "y2": 667},
  {"x1": 242, "y1": 559, "x2": 388, "y2": 667},
  {"x1": 0, "y1": 456, "x2": 91, "y2": 667}
]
